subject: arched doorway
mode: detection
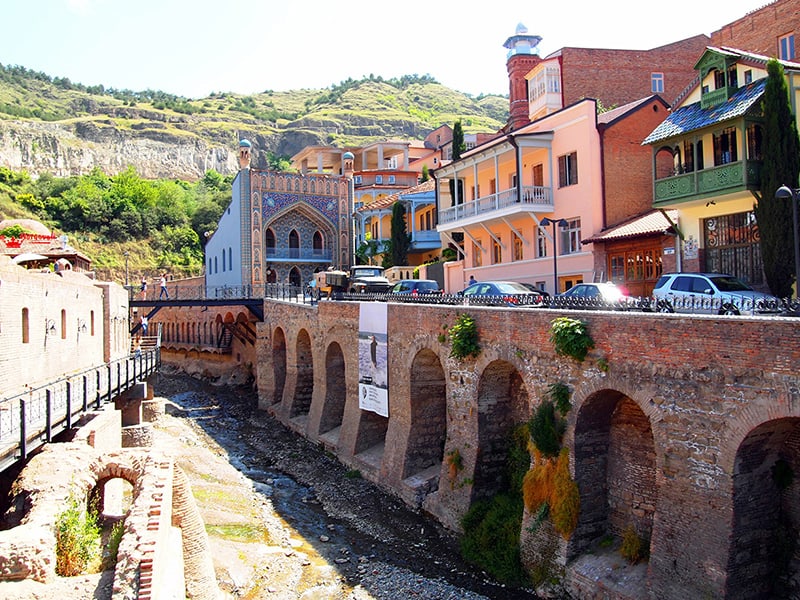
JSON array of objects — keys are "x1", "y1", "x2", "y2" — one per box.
[
  {"x1": 271, "y1": 327, "x2": 287, "y2": 406},
  {"x1": 289, "y1": 329, "x2": 313, "y2": 422}
]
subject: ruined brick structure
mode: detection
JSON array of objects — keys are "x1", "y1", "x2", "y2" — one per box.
[{"x1": 214, "y1": 298, "x2": 800, "y2": 600}]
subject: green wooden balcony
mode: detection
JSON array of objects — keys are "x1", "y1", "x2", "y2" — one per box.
[{"x1": 653, "y1": 160, "x2": 762, "y2": 207}]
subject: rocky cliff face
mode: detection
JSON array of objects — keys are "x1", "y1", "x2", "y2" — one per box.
[{"x1": 0, "y1": 119, "x2": 242, "y2": 180}]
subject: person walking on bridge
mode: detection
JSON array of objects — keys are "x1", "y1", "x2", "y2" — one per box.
[{"x1": 159, "y1": 273, "x2": 169, "y2": 300}]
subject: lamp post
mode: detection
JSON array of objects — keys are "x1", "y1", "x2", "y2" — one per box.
[
  {"x1": 774, "y1": 185, "x2": 800, "y2": 299},
  {"x1": 540, "y1": 217, "x2": 569, "y2": 294},
  {"x1": 124, "y1": 251, "x2": 130, "y2": 287}
]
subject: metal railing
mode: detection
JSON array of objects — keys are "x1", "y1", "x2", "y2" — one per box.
[{"x1": 0, "y1": 347, "x2": 161, "y2": 472}]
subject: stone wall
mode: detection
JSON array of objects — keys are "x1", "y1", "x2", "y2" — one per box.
[{"x1": 249, "y1": 298, "x2": 800, "y2": 599}]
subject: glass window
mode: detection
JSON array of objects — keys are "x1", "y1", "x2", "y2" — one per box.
[
  {"x1": 472, "y1": 241, "x2": 482, "y2": 267},
  {"x1": 651, "y1": 72, "x2": 664, "y2": 93},
  {"x1": 492, "y1": 236, "x2": 502, "y2": 264},
  {"x1": 532, "y1": 164, "x2": 544, "y2": 187},
  {"x1": 513, "y1": 233, "x2": 524, "y2": 261},
  {"x1": 558, "y1": 152, "x2": 578, "y2": 187},
  {"x1": 780, "y1": 34, "x2": 796, "y2": 60},
  {"x1": 536, "y1": 227, "x2": 547, "y2": 258},
  {"x1": 559, "y1": 219, "x2": 582, "y2": 255},
  {"x1": 713, "y1": 127, "x2": 738, "y2": 165}
]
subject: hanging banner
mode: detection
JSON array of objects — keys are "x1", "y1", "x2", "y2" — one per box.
[{"x1": 358, "y1": 301, "x2": 388, "y2": 417}]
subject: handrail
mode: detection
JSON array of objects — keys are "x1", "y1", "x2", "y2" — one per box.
[{"x1": 0, "y1": 347, "x2": 161, "y2": 472}]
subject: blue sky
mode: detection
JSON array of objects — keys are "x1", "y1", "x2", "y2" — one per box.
[{"x1": 0, "y1": 0, "x2": 770, "y2": 98}]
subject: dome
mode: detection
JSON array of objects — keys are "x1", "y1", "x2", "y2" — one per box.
[
  {"x1": 343, "y1": 151, "x2": 354, "y2": 160},
  {"x1": 0, "y1": 218, "x2": 51, "y2": 236},
  {"x1": 239, "y1": 139, "x2": 252, "y2": 148}
]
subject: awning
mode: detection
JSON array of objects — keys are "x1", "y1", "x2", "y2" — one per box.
[{"x1": 11, "y1": 253, "x2": 48, "y2": 264}]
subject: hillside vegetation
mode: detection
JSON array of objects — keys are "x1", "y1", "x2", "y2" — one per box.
[{"x1": 0, "y1": 64, "x2": 509, "y2": 282}]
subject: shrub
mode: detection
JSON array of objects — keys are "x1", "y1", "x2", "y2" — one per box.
[
  {"x1": 620, "y1": 525, "x2": 645, "y2": 564},
  {"x1": 449, "y1": 314, "x2": 480, "y2": 359},
  {"x1": 550, "y1": 449, "x2": 580, "y2": 538},
  {"x1": 549, "y1": 317, "x2": 594, "y2": 362},
  {"x1": 460, "y1": 493, "x2": 525, "y2": 584},
  {"x1": 548, "y1": 382, "x2": 571, "y2": 416},
  {"x1": 56, "y1": 494, "x2": 101, "y2": 576},
  {"x1": 529, "y1": 401, "x2": 563, "y2": 457}
]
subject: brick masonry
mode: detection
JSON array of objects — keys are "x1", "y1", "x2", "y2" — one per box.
[{"x1": 235, "y1": 298, "x2": 800, "y2": 599}]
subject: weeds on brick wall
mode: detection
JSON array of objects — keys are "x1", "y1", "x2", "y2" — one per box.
[
  {"x1": 549, "y1": 316, "x2": 594, "y2": 362},
  {"x1": 529, "y1": 401, "x2": 564, "y2": 458},
  {"x1": 460, "y1": 493, "x2": 526, "y2": 584},
  {"x1": 345, "y1": 469, "x2": 362, "y2": 479},
  {"x1": 522, "y1": 448, "x2": 580, "y2": 540},
  {"x1": 101, "y1": 520, "x2": 125, "y2": 570},
  {"x1": 56, "y1": 493, "x2": 102, "y2": 576},
  {"x1": 446, "y1": 448, "x2": 464, "y2": 488},
  {"x1": 620, "y1": 524, "x2": 647, "y2": 564},
  {"x1": 449, "y1": 314, "x2": 481, "y2": 359},
  {"x1": 547, "y1": 382, "x2": 571, "y2": 416},
  {"x1": 597, "y1": 356, "x2": 609, "y2": 373}
]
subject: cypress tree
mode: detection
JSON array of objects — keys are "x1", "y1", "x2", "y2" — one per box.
[
  {"x1": 390, "y1": 201, "x2": 411, "y2": 267},
  {"x1": 756, "y1": 58, "x2": 800, "y2": 297}
]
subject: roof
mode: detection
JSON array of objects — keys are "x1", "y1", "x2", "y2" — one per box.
[
  {"x1": 582, "y1": 209, "x2": 679, "y2": 244},
  {"x1": 642, "y1": 78, "x2": 765, "y2": 145},
  {"x1": 357, "y1": 179, "x2": 435, "y2": 213},
  {"x1": 598, "y1": 95, "x2": 664, "y2": 126}
]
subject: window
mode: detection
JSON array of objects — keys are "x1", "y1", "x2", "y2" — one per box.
[
  {"x1": 536, "y1": 227, "x2": 547, "y2": 258},
  {"x1": 354, "y1": 175, "x2": 362, "y2": 184},
  {"x1": 559, "y1": 218, "x2": 581, "y2": 255},
  {"x1": 532, "y1": 164, "x2": 544, "y2": 187},
  {"x1": 780, "y1": 33, "x2": 796, "y2": 60},
  {"x1": 513, "y1": 233, "x2": 523, "y2": 261},
  {"x1": 21, "y1": 308, "x2": 29, "y2": 344},
  {"x1": 375, "y1": 175, "x2": 383, "y2": 184},
  {"x1": 744, "y1": 70, "x2": 753, "y2": 85},
  {"x1": 558, "y1": 152, "x2": 578, "y2": 187},
  {"x1": 747, "y1": 123, "x2": 763, "y2": 161},
  {"x1": 90, "y1": 310, "x2": 95, "y2": 336},
  {"x1": 682, "y1": 140, "x2": 694, "y2": 173},
  {"x1": 651, "y1": 72, "x2": 664, "y2": 93},
  {"x1": 388, "y1": 175, "x2": 396, "y2": 184},
  {"x1": 713, "y1": 127, "x2": 738, "y2": 165},
  {"x1": 492, "y1": 236, "x2": 502, "y2": 264},
  {"x1": 704, "y1": 211, "x2": 763, "y2": 286},
  {"x1": 61, "y1": 309, "x2": 66, "y2": 340},
  {"x1": 472, "y1": 241, "x2": 482, "y2": 267}
]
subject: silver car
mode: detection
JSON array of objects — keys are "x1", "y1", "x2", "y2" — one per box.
[{"x1": 652, "y1": 272, "x2": 783, "y2": 315}]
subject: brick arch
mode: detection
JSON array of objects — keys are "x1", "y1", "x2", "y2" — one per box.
[
  {"x1": 472, "y1": 359, "x2": 529, "y2": 501},
  {"x1": 404, "y1": 348, "x2": 447, "y2": 482},
  {"x1": 270, "y1": 326, "x2": 287, "y2": 406},
  {"x1": 567, "y1": 377, "x2": 660, "y2": 561},
  {"x1": 318, "y1": 341, "x2": 346, "y2": 437},
  {"x1": 289, "y1": 328, "x2": 314, "y2": 421},
  {"x1": 726, "y1": 417, "x2": 800, "y2": 599}
]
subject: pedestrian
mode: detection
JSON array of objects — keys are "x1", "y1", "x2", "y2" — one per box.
[
  {"x1": 468, "y1": 275, "x2": 477, "y2": 286},
  {"x1": 141, "y1": 315, "x2": 148, "y2": 336},
  {"x1": 159, "y1": 273, "x2": 169, "y2": 299},
  {"x1": 140, "y1": 275, "x2": 147, "y2": 300},
  {"x1": 133, "y1": 336, "x2": 142, "y2": 359}
]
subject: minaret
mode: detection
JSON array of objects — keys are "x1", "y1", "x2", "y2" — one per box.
[
  {"x1": 238, "y1": 138, "x2": 252, "y2": 170},
  {"x1": 503, "y1": 23, "x2": 542, "y2": 132}
]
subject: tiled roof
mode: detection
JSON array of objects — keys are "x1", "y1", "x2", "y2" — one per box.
[
  {"x1": 598, "y1": 96, "x2": 659, "y2": 125},
  {"x1": 582, "y1": 209, "x2": 679, "y2": 243},
  {"x1": 642, "y1": 79, "x2": 765, "y2": 145},
  {"x1": 357, "y1": 179, "x2": 435, "y2": 213}
]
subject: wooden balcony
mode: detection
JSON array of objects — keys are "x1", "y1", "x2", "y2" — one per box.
[
  {"x1": 438, "y1": 185, "x2": 553, "y2": 229},
  {"x1": 653, "y1": 160, "x2": 762, "y2": 207}
]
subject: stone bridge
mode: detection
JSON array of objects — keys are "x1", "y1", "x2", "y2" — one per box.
[{"x1": 252, "y1": 299, "x2": 800, "y2": 600}]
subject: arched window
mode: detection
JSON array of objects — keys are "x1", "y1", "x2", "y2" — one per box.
[
  {"x1": 289, "y1": 230, "x2": 300, "y2": 258},
  {"x1": 61, "y1": 309, "x2": 67, "y2": 340},
  {"x1": 265, "y1": 229, "x2": 276, "y2": 258},
  {"x1": 313, "y1": 231, "x2": 324, "y2": 256},
  {"x1": 289, "y1": 266, "x2": 302, "y2": 287}
]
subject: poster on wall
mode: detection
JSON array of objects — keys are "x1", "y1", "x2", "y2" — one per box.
[{"x1": 358, "y1": 301, "x2": 389, "y2": 417}]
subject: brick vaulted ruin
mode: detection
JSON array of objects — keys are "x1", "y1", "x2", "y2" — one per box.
[{"x1": 163, "y1": 298, "x2": 800, "y2": 600}]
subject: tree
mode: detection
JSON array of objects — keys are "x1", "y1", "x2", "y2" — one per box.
[
  {"x1": 390, "y1": 201, "x2": 411, "y2": 267},
  {"x1": 756, "y1": 58, "x2": 800, "y2": 297},
  {"x1": 452, "y1": 120, "x2": 466, "y2": 160},
  {"x1": 421, "y1": 164, "x2": 430, "y2": 182}
]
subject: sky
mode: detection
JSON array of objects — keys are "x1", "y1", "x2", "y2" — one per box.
[{"x1": 0, "y1": 0, "x2": 774, "y2": 99}]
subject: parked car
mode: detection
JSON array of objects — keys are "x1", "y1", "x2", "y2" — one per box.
[
  {"x1": 517, "y1": 282, "x2": 550, "y2": 297},
  {"x1": 460, "y1": 280, "x2": 546, "y2": 307},
  {"x1": 652, "y1": 272, "x2": 783, "y2": 315},
  {"x1": 554, "y1": 282, "x2": 633, "y2": 310},
  {"x1": 390, "y1": 279, "x2": 443, "y2": 295}
]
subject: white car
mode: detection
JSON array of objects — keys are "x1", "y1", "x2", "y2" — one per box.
[{"x1": 652, "y1": 272, "x2": 783, "y2": 315}]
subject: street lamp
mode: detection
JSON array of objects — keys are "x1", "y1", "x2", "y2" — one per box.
[
  {"x1": 540, "y1": 217, "x2": 569, "y2": 294},
  {"x1": 774, "y1": 185, "x2": 800, "y2": 299}
]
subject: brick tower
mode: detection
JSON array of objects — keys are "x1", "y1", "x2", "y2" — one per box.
[{"x1": 504, "y1": 23, "x2": 542, "y2": 132}]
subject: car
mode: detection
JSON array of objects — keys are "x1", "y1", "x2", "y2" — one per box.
[
  {"x1": 554, "y1": 282, "x2": 633, "y2": 309},
  {"x1": 390, "y1": 279, "x2": 443, "y2": 295},
  {"x1": 459, "y1": 280, "x2": 546, "y2": 307},
  {"x1": 652, "y1": 272, "x2": 783, "y2": 315},
  {"x1": 517, "y1": 282, "x2": 550, "y2": 297}
]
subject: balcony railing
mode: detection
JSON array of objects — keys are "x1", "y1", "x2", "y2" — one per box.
[
  {"x1": 439, "y1": 185, "x2": 553, "y2": 225},
  {"x1": 265, "y1": 247, "x2": 332, "y2": 261},
  {"x1": 653, "y1": 160, "x2": 761, "y2": 206}
]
